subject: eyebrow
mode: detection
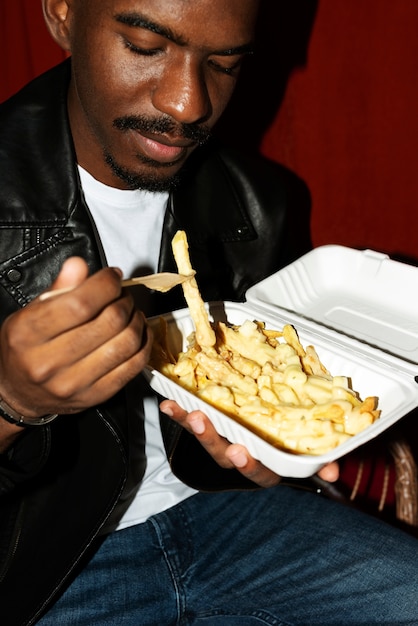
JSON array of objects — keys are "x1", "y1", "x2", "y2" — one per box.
[
  {"x1": 115, "y1": 12, "x2": 186, "y2": 45},
  {"x1": 115, "y1": 12, "x2": 255, "y2": 56}
]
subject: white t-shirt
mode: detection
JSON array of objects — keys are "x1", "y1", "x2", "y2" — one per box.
[{"x1": 78, "y1": 166, "x2": 197, "y2": 530}]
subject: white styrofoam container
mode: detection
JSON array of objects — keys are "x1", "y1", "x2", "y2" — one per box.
[{"x1": 144, "y1": 246, "x2": 418, "y2": 478}]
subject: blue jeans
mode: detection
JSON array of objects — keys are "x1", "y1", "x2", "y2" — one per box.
[{"x1": 37, "y1": 486, "x2": 418, "y2": 625}]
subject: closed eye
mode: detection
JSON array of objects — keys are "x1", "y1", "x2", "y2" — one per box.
[
  {"x1": 208, "y1": 58, "x2": 244, "y2": 77},
  {"x1": 124, "y1": 39, "x2": 162, "y2": 56},
  {"x1": 209, "y1": 60, "x2": 242, "y2": 76},
  {"x1": 208, "y1": 45, "x2": 254, "y2": 77}
]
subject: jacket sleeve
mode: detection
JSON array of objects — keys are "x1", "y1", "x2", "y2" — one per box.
[{"x1": 0, "y1": 427, "x2": 50, "y2": 496}]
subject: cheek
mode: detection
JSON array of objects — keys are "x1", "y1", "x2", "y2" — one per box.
[
  {"x1": 70, "y1": 27, "x2": 149, "y2": 116},
  {"x1": 97, "y1": 57, "x2": 159, "y2": 116},
  {"x1": 75, "y1": 56, "x2": 143, "y2": 120}
]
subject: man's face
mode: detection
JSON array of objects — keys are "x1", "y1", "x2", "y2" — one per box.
[{"x1": 63, "y1": 0, "x2": 259, "y2": 190}]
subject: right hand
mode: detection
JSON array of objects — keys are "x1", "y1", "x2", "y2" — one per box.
[{"x1": 0, "y1": 257, "x2": 152, "y2": 422}]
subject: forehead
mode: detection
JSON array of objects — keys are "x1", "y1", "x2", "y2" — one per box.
[{"x1": 79, "y1": 0, "x2": 259, "y2": 45}]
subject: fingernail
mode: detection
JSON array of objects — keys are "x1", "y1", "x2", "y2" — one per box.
[
  {"x1": 110, "y1": 266, "x2": 123, "y2": 278},
  {"x1": 160, "y1": 405, "x2": 173, "y2": 417},
  {"x1": 229, "y1": 450, "x2": 248, "y2": 468},
  {"x1": 189, "y1": 416, "x2": 205, "y2": 435}
]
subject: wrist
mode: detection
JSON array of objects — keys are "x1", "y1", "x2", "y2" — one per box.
[{"x1": 0, "y1": 396, "x2": 58, "y2": 427}]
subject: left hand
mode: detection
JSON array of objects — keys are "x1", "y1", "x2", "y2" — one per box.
[{"x1": 160, "y1": 400, "x2": 339, "y2": 488}]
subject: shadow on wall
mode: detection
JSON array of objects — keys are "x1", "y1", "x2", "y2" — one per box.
[{"x1": 216, "y1": 0, "x2": 319, "y2": 153}]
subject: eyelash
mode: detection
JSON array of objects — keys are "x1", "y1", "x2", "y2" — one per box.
[
  {"x1": 124, "y1": 40, "x2": 160, "y2": 56},
  {"x1": 124, "y1": 39, "x2": 241, "y2": 76},
  {"x1": 208, "y1": 60, "x2": 241, "y2": 76}
]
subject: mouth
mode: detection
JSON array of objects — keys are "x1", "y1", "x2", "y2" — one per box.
[{"x1": 132, "y1": 130, "x2": 194, "y2": 165}]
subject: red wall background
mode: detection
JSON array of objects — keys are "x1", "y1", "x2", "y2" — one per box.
[
  {"x1": 1, "y1": 0, "x2": 417, "y2": 265},
  {"x1": 0, "y1": 0, "x2": 67, "y2": 99},
  {"x1": 261, "y1": 1, "x2": 418, "y2": 265}
]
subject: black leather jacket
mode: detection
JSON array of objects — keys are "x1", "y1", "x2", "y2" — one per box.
[{"x1": 0, "y1": 61, "x2": 311, "y2": 625}]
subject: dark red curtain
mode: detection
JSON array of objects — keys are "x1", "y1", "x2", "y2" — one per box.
[
  {"x1": 0, "y1": 0, "x2": 67, "y2": 102},
  {"x1": 260, "y1": 0, "x2": 418, "y2": 264}
]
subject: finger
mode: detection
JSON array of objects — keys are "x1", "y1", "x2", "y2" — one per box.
[
  {"x1": 33, "y1": 294, "x2": 138, "y2": 370},
  {"x1": 224, "y1": 444, "x2": 282, "y2": 488},
  {"x1": 186, "y1": 410, "x2": 233, "y2": 468},
  {"x1": 160, "y1": 402, "x2": 233, "y2": 467},
  {"x1": 22, "y1": 323, "x2": 153, "y2": 415},
  {"x1": 56, "y1": 324, "x2": 154, "y2": 412},
  {"x1": 29, "y1": 267, "x2": 124, "y2": 341},
  {"x1": 48, "y1": 256, "x2": 91, "y2": 292},
  {"x1": 317, "y1": 462, "x2": 340, "y2": 482},
  {"x1": 33, "y1": 312, "x2": 152, "y2": 402}
]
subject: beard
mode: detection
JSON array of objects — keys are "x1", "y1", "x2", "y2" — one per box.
[
  {"x1": 105, "y1": 114, "x2": 211, "y2": 192},
  {"x1": 104, "y1": 151, "x2": 183, "y2": 192}
]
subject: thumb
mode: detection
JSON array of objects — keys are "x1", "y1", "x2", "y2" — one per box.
[{"x1": 49, "y1": 256, "x2": 90, "y2": 292}]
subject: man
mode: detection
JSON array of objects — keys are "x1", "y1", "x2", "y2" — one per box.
[{"x1": 0, "y1": 1, "x2": 417, "y2": 624}]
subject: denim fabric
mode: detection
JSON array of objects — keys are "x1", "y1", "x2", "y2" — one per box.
[{"x1": 37, "y1": 486, "x2": 418, "y2": 625}]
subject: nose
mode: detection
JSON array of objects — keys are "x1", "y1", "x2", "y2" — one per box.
[{"x1": 152, "y1": 57, "x2": 212, "y2": 125}]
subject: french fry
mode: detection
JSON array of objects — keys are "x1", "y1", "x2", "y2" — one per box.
[{"x1": 171, "y1": 231, "x2": 216, "y2": 348}]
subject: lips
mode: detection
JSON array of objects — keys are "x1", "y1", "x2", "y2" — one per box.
[{"x1": 132, "y1": 130, "x2": 192, "y2": 164}]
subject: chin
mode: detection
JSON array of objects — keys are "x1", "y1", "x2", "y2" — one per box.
[{"x1": 105, "y1": 152, "x2": 183, "y2": 192}]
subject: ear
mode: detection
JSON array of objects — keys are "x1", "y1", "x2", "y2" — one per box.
[{"x1": 42, "y1": 0, "x2": 73, "y2": 52}]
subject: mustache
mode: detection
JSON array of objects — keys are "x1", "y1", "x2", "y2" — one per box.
[{"x1": 113, "y1": 115, "x2": 211, "y2": 145}]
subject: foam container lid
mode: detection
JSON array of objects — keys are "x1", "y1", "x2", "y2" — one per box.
[
  {"x1": 246, "y1": 245, "x2": 418, "y2": 368},
  {"x1": 145, "y1": 246, "x2": 418, "y2": 478}
]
